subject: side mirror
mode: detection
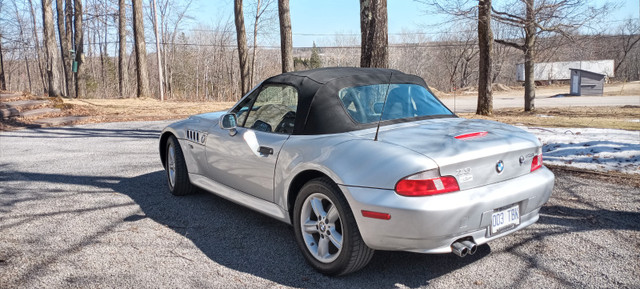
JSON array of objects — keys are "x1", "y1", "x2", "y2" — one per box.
[{"x1": 219, "y1": 113, "x2": 237, "y2": 129}]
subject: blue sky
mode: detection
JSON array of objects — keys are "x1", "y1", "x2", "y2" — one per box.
[{"x1": 192, "y1": 0, "x2": 640, "y2": 47}]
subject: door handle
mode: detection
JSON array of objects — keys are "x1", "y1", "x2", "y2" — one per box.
[{"x1": 258, "y1": 146, "x2": 274, "y2": 155}]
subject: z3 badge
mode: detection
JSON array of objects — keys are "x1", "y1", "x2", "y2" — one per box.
[{"x1": 455, "y1": 167, "x2": 473, "y2": 183}]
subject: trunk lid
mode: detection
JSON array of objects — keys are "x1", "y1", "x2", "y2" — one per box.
[{"x1": 373, "y1": 118, "x2": 541, "y2": 190}]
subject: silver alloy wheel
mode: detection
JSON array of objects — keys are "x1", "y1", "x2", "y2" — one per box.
[
  {"x1": 167, "y1": 144, "x2": 176, "y2": 187},
  {"x1": 300, "y1": 193, "x2": 344, "y2": 263}
]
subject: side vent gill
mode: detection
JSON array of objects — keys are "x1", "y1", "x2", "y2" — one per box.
[{"x1": 186, "y1": 129, "x2": 207, "y2": 145}]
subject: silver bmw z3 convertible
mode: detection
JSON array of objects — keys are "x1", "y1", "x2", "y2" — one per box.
[{"x1": 159, "y1": 67, "x2": 554, "y2": 275}]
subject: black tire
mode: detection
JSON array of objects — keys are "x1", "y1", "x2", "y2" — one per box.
[
  {"x1": 293, "y1": 177, "x2": 374, "y2": 276},
  {"x1": 165, "y1": 135, "x2": 196, "y2": 196}
]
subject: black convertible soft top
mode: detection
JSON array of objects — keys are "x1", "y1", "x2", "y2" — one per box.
[{"x1": 259, "y1": 67, "x2": 444, "y2": 135}]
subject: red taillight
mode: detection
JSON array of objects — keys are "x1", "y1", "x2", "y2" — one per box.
[
  {"x1": 454, "y1": 131, "x2": 488, "y2": 140},
  {"x1": 395, "y1": 176, "x2": 460, "y2": 196},
  {"x1": 531, "y1": 154, "x2": 542, "y2": 172}
]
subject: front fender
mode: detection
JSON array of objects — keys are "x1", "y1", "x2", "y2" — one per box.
[
  {"x1": 159, "y1": 113, "x2": 222, "y2": 173},
  {"x1": 159, "y1": 119, "x2": 189, "y2": 168}
]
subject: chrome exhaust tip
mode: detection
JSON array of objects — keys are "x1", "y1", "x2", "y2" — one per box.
[
  {"x1": 461, "y1": 240, "x2": 478, "y2": 255},
  {"x1": 451, "y1": 242, "x2": 468, "y2": 257}
]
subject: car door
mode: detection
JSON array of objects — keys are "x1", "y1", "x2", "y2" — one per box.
[{"x1": 205, "y1": 84, "x2": 298, "y2": 202}]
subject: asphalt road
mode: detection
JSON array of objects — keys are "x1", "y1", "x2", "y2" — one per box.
[{"x1": 1, "y1": 121, "x2": 639, "y2": 288}]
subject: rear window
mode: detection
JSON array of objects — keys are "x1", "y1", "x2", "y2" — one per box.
[{"x1": 338, "y1": 84, "x2": 453, "y2": 124}]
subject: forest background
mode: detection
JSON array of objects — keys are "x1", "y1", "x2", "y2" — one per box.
[{"x1": 0, "y1": 0, "x2": 638, "y2": 109}]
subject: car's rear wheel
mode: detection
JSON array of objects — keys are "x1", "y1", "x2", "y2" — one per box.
[
  {"x1": 293, "y1": 177, "x2": 374, "y2": 275},
  {"x1": 165, "y1": 135, "x2": 196, "y2": 196}
]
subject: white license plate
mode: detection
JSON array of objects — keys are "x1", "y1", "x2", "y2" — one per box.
[{"x1": 491, "y1": 205, "x2": 520, "y2": 234}]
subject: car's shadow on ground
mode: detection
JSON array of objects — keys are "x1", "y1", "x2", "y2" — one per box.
[
  {"x1": 9, "y1": 168, "x2": 640, "y2": 287},
  {"x1": 109, "y1": 170, "x2": 491, "y2": 287}
]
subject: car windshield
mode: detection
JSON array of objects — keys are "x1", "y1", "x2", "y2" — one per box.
[{"x1": 338, "y1": 84, "x2": 453, "y2": 124}]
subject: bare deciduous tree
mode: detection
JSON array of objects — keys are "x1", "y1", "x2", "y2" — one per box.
[
  {"x1": 476, "y1": 0, "x2": 492, "y2": 115},
  {"x1": 151, "y1": 0, "x2": 164, "y2": 101},
  {"x1": 278, "y1": 0, "x2": 293, "y2": 73},
  {"x1": 11, "y1": 1, "x2": 34, "y2": 92},
  {"x1": 436, "y1": 26, "x2": 478, "y2": 92},
  {"x1": 74, "y1": 0, "x2": 85, "y2": 98},
  {"x1": 42, "y1": 0, "x2": 63, "y2": 97},
  {"x1": 154, "y1": 0, "x2": 192, "y2": 98},
  {"x1": 234, "y1": 0, "x2": 250, "y2": 95},
  {"x1": 360, "y1": 0, "x2": 388, "y2": 68},
  {"x1": 0, "y1": 0, "x2": 4, "y2": 91},
  {"x1": 28, "y1": 0, "x2": 47, "y2": 93},
  {"x1": 132, "y1": 0, "x2": 150, "y2": 98},
  {"x1": 613, "y1": 19, "x2": 640, "y2": 78},
  {"x1": 118, "y1": 0, "x2": 128, "y2": 97},
  {"x1": 55, "y1": 0, "x2": 74, "y2": 97},
  {"x1": 0, "y1": 32, "x2": 5, "y2": 91},
  {"x1": 248, "y1": 0, "x2": 275, "y2": 87},
  {"x1": 64, "y1": 0, "x2": 74, "y2": 96}
]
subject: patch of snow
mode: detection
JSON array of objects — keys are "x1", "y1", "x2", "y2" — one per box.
[
  {"x1": 536, "y1": 114, "x2": 554, "y2": 118},
  {"x1": 628, "y1": 119, "x2": 640, "y2": 123},
  {"x1": 520, "y1": 127, "x2": 640, "y2": 175}
]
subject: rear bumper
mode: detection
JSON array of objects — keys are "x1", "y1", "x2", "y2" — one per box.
[{"x1": 339, "y1": 167, "x2": 554, "y2": 253}]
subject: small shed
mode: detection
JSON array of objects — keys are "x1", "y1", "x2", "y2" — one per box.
[{"x1": 569, "y1": 69, "x2": 606, "y2": 96}]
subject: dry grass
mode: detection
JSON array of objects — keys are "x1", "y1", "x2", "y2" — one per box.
[
  {"x1": 603, "y1": 81, "x2": 640, "y2": 96},
  {"x1": 461, "y1": 106, "x2": 640, "y2": 131},
  {"x1": 62, "y1": 98, "x2": 235, "y2": 123},
  {"x1": 1, "y1": 96, "x2": 235, "y2": 130}
]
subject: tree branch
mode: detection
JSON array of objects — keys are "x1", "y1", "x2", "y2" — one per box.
[
  {"x1": 494, "y1": 39, "x2": 525, "y2": 51},
  {"x1": 491, "y1": 7, "x2": 525, "y2": 24}
]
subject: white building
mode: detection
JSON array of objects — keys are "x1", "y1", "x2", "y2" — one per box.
[{"x1": 516, "y1": 60, "x2": 615, "y2": 82}]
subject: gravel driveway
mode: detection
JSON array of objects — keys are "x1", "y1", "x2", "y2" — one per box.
[{"x1": 1, "y1": 121, "x2": 639, "y2": 288}]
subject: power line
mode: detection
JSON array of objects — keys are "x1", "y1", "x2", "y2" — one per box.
[{"x1": 1, "y1": 39, "x2": 493, "y2": 51}]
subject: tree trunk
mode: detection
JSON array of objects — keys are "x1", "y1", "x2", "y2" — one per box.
[
  {"x1": 0, "y1": 34, "x2": 6, "y2": 91},
  {"x1": 88, "y1": 25, "x2": 96, "y2": 84},
  {"x1": 55, "y1": 0, "x2": 73, "y2": 97},
  {"x1": 195, "y1": 45, "x2": 200, "y2": 99},
  {"x1": 476, "y1": 0, "x2": 493, "y2": 116},
  {"x1": 28, "y1": 0, "x2": 47, "y2": 93},
  {"x1": 152, "y1": 0, "x2": 164, "y2": 101},
  {"x1": 23, "y1": 53, "x2": 33, "y2": 92},
  {"x1": 74, "y1": 0, "x2": 85, "y2": 98},
  {"x1": 523, "y1": 0, "x2": 536, "y2": 112},
  {"x1": 132, "y1": 0, "x2": 151, "y2": 98},
  {"x1": 234, "y1": 0, "x2": 250, "y2": 96},
  {"x1": 65, "y1": 0, "x2": 75, "y2": 97},
  {"x1": 250, "y1": 0, "x2": 261, "y2": 88},
  {"x1": 359, "y1": 0, "x2": 388, "y2": 68},
  {"x1": 42, "y1": 0, "x2": 63, "y2": 97},
  {"x1": 99, "y1": 18, "x2": 107, "y2": 96},
  {"x1": 278, "y1": 0, "x2": 293, "y2": 73},
  {"x1": 118, "y1": 0, "x2": 128, "y2": 97}
]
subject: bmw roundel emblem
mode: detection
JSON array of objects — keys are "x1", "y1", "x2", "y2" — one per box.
[{"x1": 496, "y1": 160, "x2": 505, "y2": 173}]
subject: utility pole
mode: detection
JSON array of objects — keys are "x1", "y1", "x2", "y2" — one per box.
[{"x1": 152, "y1": 0, "x2": 164, "y2": 101}]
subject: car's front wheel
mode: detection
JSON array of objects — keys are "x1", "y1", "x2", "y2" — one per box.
[
  {"x1": 293, "y1": 177, "x2": 374, "y2": 275},
  {"x1": 165, "y1": 135, "x2": 196, "y2": 196}
]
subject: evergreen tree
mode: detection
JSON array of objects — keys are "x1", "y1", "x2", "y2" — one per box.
[{"x1": 309, "y1": 42, "x2": 322, "y2": 69}]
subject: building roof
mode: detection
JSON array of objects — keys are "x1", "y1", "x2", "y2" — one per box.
[{"x1": 570, "y1": 68, "x2": 607, "y2": 78}]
